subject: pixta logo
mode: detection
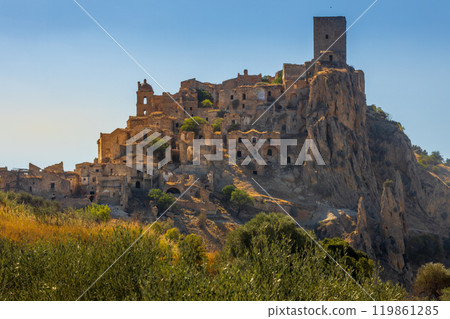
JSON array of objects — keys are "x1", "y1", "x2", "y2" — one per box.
[{"x1": 127, "y1": 130, "x2": 325, "y2": 175}]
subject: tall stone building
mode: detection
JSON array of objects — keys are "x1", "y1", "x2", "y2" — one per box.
[{"x1": 314, "y1": 16, "x2": 347, "y2": 64}]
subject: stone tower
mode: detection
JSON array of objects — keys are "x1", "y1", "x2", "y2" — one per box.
[
  {"x1": 314, "y1": 16, "x2": 347, "y2": 64},
  {"x1": 136, "y1": 79, "x2": 154, "y2": 116}
]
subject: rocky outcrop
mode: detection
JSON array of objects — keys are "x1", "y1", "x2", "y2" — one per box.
[
  {"x1": 379, "y1": 171, "x2": 407, "y2": 273},
  {"x1": 248, "y1": 65, "x2": 449, "y2": 282}
]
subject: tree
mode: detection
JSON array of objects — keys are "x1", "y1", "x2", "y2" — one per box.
[
  {"x1": 321, "y1": 238, "x2": 374, "y2": 280},
  {"x1": 212, "y1": 118, "x2": 223, "y2": 132},
  {"x1": 180, "y1": 116, "x2": 208, "y2": 134},
  {"x1": 200, "y1": 99, "x2": 213, "y2": 108},
  {"x1": 412, "y1": 263, "x2": 450, "y2": 300},
  {"x1": 221, "y1": 185, "x2": 236, "y2": 201},
  {"x1": 230, "y1": 188, "x2": 254, "y2": 216},
  {"x1": 261, "y1": 75, "x2": 270, "y2": 83},
  {"x1": 223, "y1": 212, "x2": 310, "y2": 258},
  {"x1": 196, "y1": 89, "x2": 214, "y2": 103},
  {"x1": 148, "y1": 189, "x2": 176, "y2": 215}
]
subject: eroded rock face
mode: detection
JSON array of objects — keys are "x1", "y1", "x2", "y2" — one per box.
[
  {"x1": 379, "y1": 171, "x2": 407, "y2": 272},
  {"x1": 256, "y1": 65, "x2": 449, "y2": 281}
]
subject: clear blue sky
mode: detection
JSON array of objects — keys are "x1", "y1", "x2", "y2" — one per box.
[{"x1": 0, "y1": 0, "x2": 449, "y2": 170}]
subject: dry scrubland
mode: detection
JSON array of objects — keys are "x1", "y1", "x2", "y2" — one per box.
[{"x1": 0, "y1": 191, "x2": 413, "y2": 301}]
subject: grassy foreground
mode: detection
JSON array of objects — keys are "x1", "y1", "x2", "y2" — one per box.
[{"x1": 0, "y1": 191, "x2": 406, "y2": 301}]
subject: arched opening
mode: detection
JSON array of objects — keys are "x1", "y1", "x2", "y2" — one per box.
[
  {"x1": 252, "y1": 137, "x2": 257, "y2": 143},
  {"x1": 237, "y1": 151, "x2": 242, "y2": 158},
  {"x1": 238, "y1": 137, "x2": 242, "y2": 143},
  {"x1": 143, "y1": 96, "x2": 147, "y2": 104},
  {"x1": 242, "y1": 93, "x2": 246, "y2": 100},
  {"x1": 167, "y1": 188, "x2": 181, "y2": 195},
  {"x1": 325, "y1": 34, "x2": 329, "y2": 39},
  {"x1": 287, "y1": 156, "x2": 291, "y2": 164},
  {"x1": 135, "y1": 181, "x2": 141, "y2": 189},
  {"x1": 267, "y1": 149, "x2": 272, "y2": 156},
  {"x1": 282, "y1": 124, "x2": 287, "y2": 132},
  {"x1": 268, "y1": 91, "x2": 272, "y2": 97},
  {"x1": 329, "y1": 55, "x2": 333, "y2": 62}
]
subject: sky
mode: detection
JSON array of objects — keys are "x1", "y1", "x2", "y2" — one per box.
[{"x1": 0, "y1": 0, "x2": 449, "y2": 171}]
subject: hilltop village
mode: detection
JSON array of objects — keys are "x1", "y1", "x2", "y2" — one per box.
[{"x1": 1, "y1": 17, "x2": 351, "y2": 214}]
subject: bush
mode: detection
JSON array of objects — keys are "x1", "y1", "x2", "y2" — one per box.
[
  {"x1": 165, "y1": 227, "x2": 180, "y2": 241},
  {"x1": 212, "y1": 118, "x2": 223, "y2": 132},
  {"x1": 221, "y1": 185, "x2": 236, "y2": 201},
  {"x1": 223, "y1": 212, "x2": 311, "y2": 258},
  {"x1": 369, "y1": 104, "x2": 391, "y2": 120},
  {"x1": 412, "y1": 263, "x2": 450, "y2": 300},
  {"x1": 261, "y1": 75, "x2": 270, "y2": 83},
  {"x1": 180, "y1": 116, "x2": 208, "y2": 134},
  {"x1": 196, "y1": 89, "x2": 214, "y2": 103},
  {"x1": 230, "y1": 188, "x2": 254, "y2": 215},
  {"x1": 148, "y1": 189, "x2": 176, "y2": 214},
  {"x1": 272, "y1": 72, "x2": 283, "y2": 84},
  {"x1": 406, "y1": 234, "x2": 444, "y2": 266},
  {"x1": 321, "y1": 238, "x2": 374, "y2": 280},
  {"x1": 200, "y1": 99, "x2": 213, "y2": 108}
]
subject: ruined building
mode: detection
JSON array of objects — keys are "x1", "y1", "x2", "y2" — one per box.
[{"x1": 2, "y1": 16, "x2": 352, "y2": 211}]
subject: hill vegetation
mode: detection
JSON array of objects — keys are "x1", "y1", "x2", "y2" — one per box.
[{"x1": 0, "y1": 191, "x2": 408, "y2": 301}]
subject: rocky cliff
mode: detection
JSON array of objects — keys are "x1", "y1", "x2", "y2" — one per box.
[{"x1": 241, "y1": 65, "x2": 449, "y2": 284}]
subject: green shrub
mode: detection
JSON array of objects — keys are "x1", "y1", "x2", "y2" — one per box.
[
  {"x1": 412, "y1": 263, "x2": 450, "y2": 300},
  {"x1": 165, "y1": 227, "x2": 180, "y2": 241},
  {"x1": 212, "y1": 118, "x2": 223, "y2": 132},
  {"x1": 272, "y1": 72, "x2": 283, "y2": 84},
  {"x1": 369, "y1": 104, "x2": 391, "y2": 120},
  {"x1": 200, "y1": 99, "x2": 213, "y2": 108},
  {"x1": 261, "y1": 75, "x2": 270, "y2": 83},
  {"x1": 406, "y1": 234, "x2": 444, "y2": 266},
  {"x1": 196, "y1": 89, "x2": 214, "y2": 103},
  {"x1": 180, "y1": 116, "x2": 208, "y2": 134},
  {"x1": 221, "y1": 185, "x2": 236, "y2": 201},
  {"x1": 230, "y1": 188, "x2": 254, "y2": 215},
  {"x1": 223, "y1": 213, "x2": 311, "y2": 258},
  {"x1": 148, "y1": 189, "x2": 176, "y2": 214},
  {"x1": 321, "y1": 238, "x2": 375, "y2": 280}
]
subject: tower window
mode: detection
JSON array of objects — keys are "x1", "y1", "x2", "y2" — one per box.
[
  {"x1": 268, "y1": 91, "x2": 271, "y2": 97},
  {"x1": 242, "y1": 93, "x2": 246, "y2": 100},
  {"x1": 238, "y1": 138, "x2": 242, "y2": 143},
  {"x1": 50, "y1": 183, "x2": 55, "y2": 190},
  {"x1": 230, "y1": 95, "x2": 234, "y2": 100},
  {"x1": 267, "y1": 149, "x2": 272, "y2": 156},
  {"x1": 252, "y1": 137, "x2": 257, "y2": 143},
  {"x1": 242, "y1": 104, "x2": 245, "y2": 109},
  {"x1": 143, "y1": 97, "x2": 147, "y2": 104},
  {"x1": 325, "y1": 34, "x2": 329, "y2": 39},
  {"x1": 136, "y1": 181, "x2": 141, "y2": 189},
  {"x1": 287, "y1": 156, "x2": 291, "y2": 164},
  {"x1": 237, "y1": 151, "x2": 242, "y2": 158}
]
